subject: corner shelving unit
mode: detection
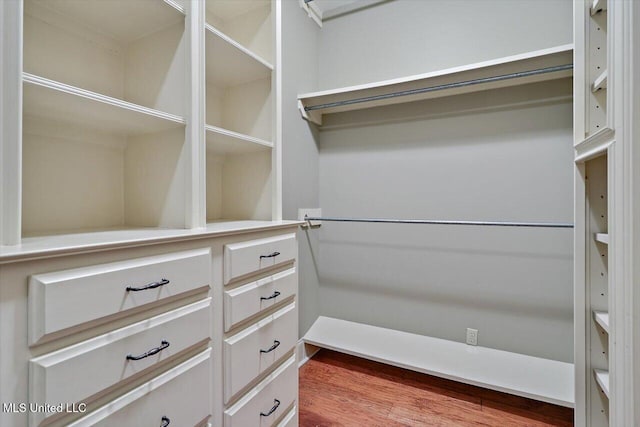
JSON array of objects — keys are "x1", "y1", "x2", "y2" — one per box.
[{"x1": 297, "y1": 44, "x2": 573, "y2": 126}]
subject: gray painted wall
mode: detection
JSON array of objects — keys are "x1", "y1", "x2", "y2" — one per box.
[
  {"x1": 312, "y1": 0, "x2": 575, "y2": 362},
  {"x1": 281, "y1": 0, "x2": 321, "y2": 336}
]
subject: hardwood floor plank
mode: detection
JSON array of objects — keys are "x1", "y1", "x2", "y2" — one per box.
[{"x1": 299, "y1": 349, "x2": 574, "y2": 427}]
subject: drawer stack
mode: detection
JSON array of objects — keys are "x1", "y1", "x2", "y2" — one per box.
[
  {"x1": 28, "y1": 248, "x2": 213, "y2": 427},
  {"x1": 222, "y1": 233, "x2": 299, "y2": 426}
]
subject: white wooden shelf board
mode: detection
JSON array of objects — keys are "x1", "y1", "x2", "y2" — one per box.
[
  {"x1": 574, "y1": 127, "x2": 614, "y2": 163},
  {"x1": 28, "y1": 0, "x2": 184, "y2": 43},
  {"x1": 304, "y1": 316, "x2": 574, "y2": 407},
  {"x1": 595, "y1": 233, "x2": 610, "y2": 245},
  {"x1": 591, "y1": 0, "x2": 607, "y2": 16},
  {"x1": 298, "y1": 44, "x2": 573, "y2": 125},
  {"x1": 0, "y1": 221, "x2": 303, "y2": 263},
  {"x1": 594, "y1": 369, "x2": 610, "y2": 398},
  {"x1": 205, "y1": 24, "x2": 273, "y2": 88},
  {"x1": 205, "y1": 125, "x2": 272, "y2": 155},
  {"x1": 23, "y1": 73, "x2": 185, "y2": 134},
  {"x1": 593, "y1": 311, "x2": 610, "y2": 333},
  {"x1": 592, "y1": 71, "x2": 608, "y2": 92}
]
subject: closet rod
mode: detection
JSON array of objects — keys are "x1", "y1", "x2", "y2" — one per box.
[
  {"x1": 303, "y1": 64, "x2": 573, "y2": 111},
  {"x1": 303, "y1": 216, "x2": 574, "y2": 228}
]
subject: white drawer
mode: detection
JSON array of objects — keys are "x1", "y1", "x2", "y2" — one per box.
[
  {"x1": 30, "y1": 298, "x2": 211, "y2": 423},
  {"x1": 224, "y1": 302, "x2": 297, "y2": 402},
  {"x1": 29, "y1": 248, "x2": 211, "y2": 344},
  {"x1": 224, "y1": 234, "x2": 296, "y2": 285},
  {"x1": 68, "y1": 349, "x2": 211, "y2": 427},
  {"x1": 276, "y1": 406, "x2": 297, "y2": 427},
  {"x1": 224, "y1": 268, "x2": 297, "y2": 331},
  {"x1": 224, "y1": 355, "x2": 297, "y2": 427}
]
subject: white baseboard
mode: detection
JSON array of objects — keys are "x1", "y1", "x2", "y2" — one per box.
[{"x1": 297, "y1": 339, "x2": 320, "y2": 368}]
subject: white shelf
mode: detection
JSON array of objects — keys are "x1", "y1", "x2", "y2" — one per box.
[
  {"x1": 595, "y1": 233, "x2": 610, "y2": 245},
  {"x1": 592, "y1": 70, "x2": 608, "y2": 92},
  {"x1": 591, "y1": 0, "x2": 607, "y2": 16},
  {"x1": 23, "y1": 73, "x2": 185, "y2": 134},
  {"x1": 303, "y1": 316, "x2": 574, "y2": 408},
  {"x1": 298, "y1": 44, "x2": 573, "y2": 125},
  {"x1": 593, "y1": 311, "x2": 610, "y2": 333},
  {"x1": 28, "y1": 0, "x2": 184, "y2": 43},
  {"x1": 594, "y1": 369, "x2": 610, "y2": 398},
  {"x1": 205, "y1": 24, "x2": 273, "y2": 87},
  {"x1": 205, "y1": 125, "x2": 272, "y2": 154}
]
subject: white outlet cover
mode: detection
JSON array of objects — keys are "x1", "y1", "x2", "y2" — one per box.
[{"x1": 466, "y1": 328, "x2": 478, "y2": 346}]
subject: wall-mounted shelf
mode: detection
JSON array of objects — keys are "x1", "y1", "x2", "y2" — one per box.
[
  {"x1": 23, "y1": 73, "x2": 185, "y2": 134},
  {"x1": 592, "y1": 71, "x2": 608, "y2": 92},
  {"x1": 205, "y1": 24, "x2": 272, "y2": 88},
  {"x1": 594, "y1": 311, "x2": 610, "y2": 333},
  {"x1": 594, "y1": 369, "x2": 610, "y2": 398},
  {"x1": 595, "y1": 233, "x2": 610, "y2": 244},
  {"x1": 205, "y1": 125, "x2": 272, "y2": 155},
  {"x1": 297, "y1": 44, "x2": 573, "y2": 125}
]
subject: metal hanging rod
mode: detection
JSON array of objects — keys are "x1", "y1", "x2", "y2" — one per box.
[
  {"x1": 303, "y1": 216, "x2": 574, "y2": 229},
  {"x1": 304, "y1": 64, "x2": 573, "y2": 112}
]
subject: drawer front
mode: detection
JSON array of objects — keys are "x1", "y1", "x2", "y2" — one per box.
[
  {"x1": 29, "y1": 248, "x2": 211, "y2": 344},
  {"x1": 224, "y1": 355, "x2": 297, "y2": 427},
  {"x1": 224, "y1": 303, "x2": 297, "y2": 402},
  {"x1": 224, "y1": 268, "x2": 297, "y2": 331},
  {"x1": 30, "y1": 298, "x2": 211, "y2": 418},
  {"x1": 276, "y1": 406, "x2": 297, "y2": 427},
  {"x1": 69, "y1": 349, "x2": 211, "y2": 427},
  {"x1": 224, "y1": 234, "x2": 296, "y2": 284}
]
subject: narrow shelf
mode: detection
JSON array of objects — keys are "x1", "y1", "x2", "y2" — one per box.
[
  {"x1": 594, "y1": 369, "x2": 610, "y2": 398},
  {"x1": 28, "y1": 0, "x2": 184, "y2": 43},
  {"x1": 591, "y1": 0, "x2": 607, "y2": 16},
  {"x1": 592, "y1": 71, "x2": 608, "y2": 92},
  {"x1": 205, "y1": 23, "x2": 273, "y2": 87},
  {"x1": 205, "y1": 125, "x2": 273, "y2": 154},
  {"x1": 593, "y1": 311, "x2": 610, "y2": 334},
  {"x1": 298, "y1": 44, "x2": 573, "y2": 125},
  {"x1": 23, "y1": 73, "x2": 185, "y2": 134},
  {"x1": 595, "y1": 233, "x2": 610, "y2": 245},
  {"x1": 303, "y1": 316, "x2": 574, "y2": 408}
]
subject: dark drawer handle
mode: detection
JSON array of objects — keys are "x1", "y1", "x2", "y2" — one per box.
[
  {"x1": 260, "y1": 291, "x2": 281, "y2": 301},
  {"x1": 260, "y1": 340, "x2": 281, "y2": 354},
  {"x1": 160, "y1": 416, "x2": 170, "y2": 427},
  {"x1": 127, "y1": 340, "x2": 170, "y2": 361},
  {"x1": 260, "y1": 251, "x2": 280, "y2": 259},
  {"x1": 126, "y1": 278, "x2": 169, "y2": 292},
  {"x1": 260, "y1": 399, "x2": 281, "y2": 417}
]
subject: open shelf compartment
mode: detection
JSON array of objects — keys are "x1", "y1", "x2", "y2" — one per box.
[{"x1": 298, "y1": 44, "x2": 573, "y2": 125}]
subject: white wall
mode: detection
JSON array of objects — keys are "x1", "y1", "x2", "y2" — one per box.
[
  {"x1": 312, "y1": 0, "x2": 574, "y2": 362},
  {"x1": 281, "y1": 0, "x2": 321, "y2": 336}
]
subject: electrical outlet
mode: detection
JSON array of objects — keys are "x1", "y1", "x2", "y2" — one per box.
[{"x1": 466, "y1": 328, "x2": 478, "y2": 346}]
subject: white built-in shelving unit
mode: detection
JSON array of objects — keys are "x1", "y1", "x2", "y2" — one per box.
[
  {"x1": 204, "y1": 0, "x2": 276, "y2": 223},
  {"x1": 297, "y1": 44, "x2": 573, "y2": 126},
  {"x1": 0, "y1": 0, "x2": 281, "y2": 246}
]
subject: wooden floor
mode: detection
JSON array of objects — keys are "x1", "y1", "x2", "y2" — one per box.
[{"x1": 299, "y1": 349, "x2": 574, "y2": 427}]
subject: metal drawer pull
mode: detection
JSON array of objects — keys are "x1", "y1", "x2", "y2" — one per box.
[
  {"x1": 260, "y1": 251, "x2": 280, "y2": 259},
  {"x1": 126, "y1": 278, "x2": 169, "y2": 292},
  {"x1": 160, "y1": 416, "x2": 170, "y2": 427},
  {"x1": 126, "y1": 340, "x2": 170, "y2": 361},
  {"x1": 260, "y1": 340, "x2": 281, "y2": 354},
  {"x1": 260, "y1": 291, "x2": 281, "y2": 301},
  {"x1": 260, "y1": 399, "x2": 281, "y2": 417}
]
